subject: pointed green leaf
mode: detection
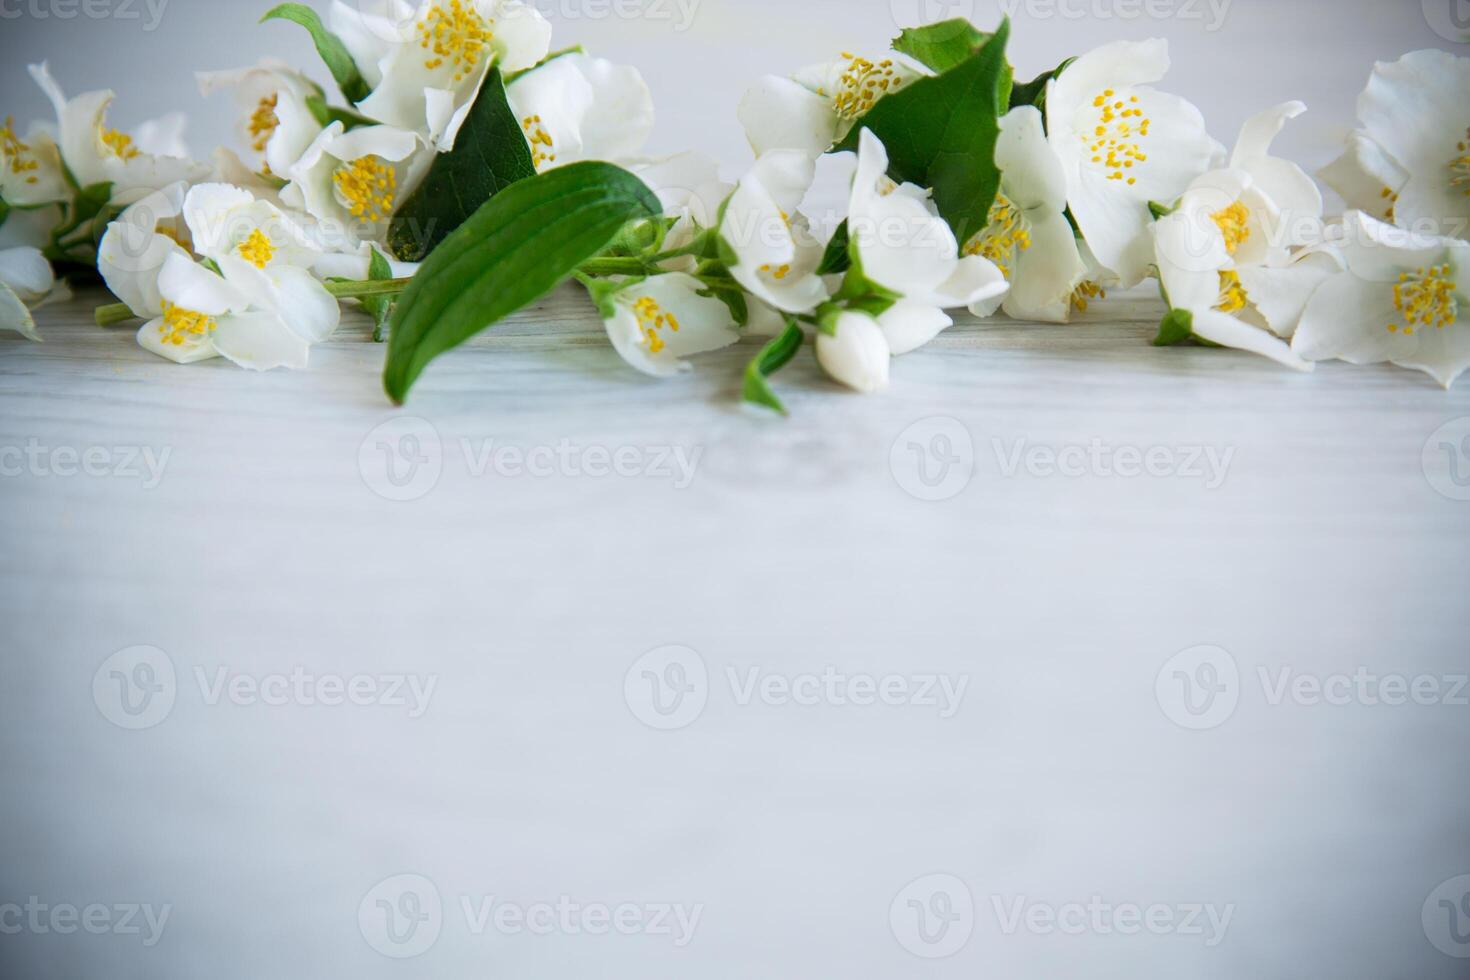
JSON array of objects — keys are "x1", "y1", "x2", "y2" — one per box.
[
  {"x1": 1009, "y1": 57, "x2": 1075, "y2": 112},
  {"x1": 1154, "y1": 308, "x2": 1195, "y2": 346},
  {"x1": 743, "y1": 320, "x2": 804, "y2": 415},
  {"x1": 360, "y1": 247, "x2": 396, "y2": 343},
  {"x1": 386, "y1": 68, "x2": 537, "y2": 262},
  {"x1": 892, "y1": 18, "x2": 992, "y2": 73},
  {"x1": 383, "y1": 162, "x2": 662, "y2": 404},
  {"x1": 834, "y1": 19, "x2": 1012, "y2": 244},
  {"x1": 261, "y1": 4, "x2": 370, "y2": 104},
  {"x1": 818, "y1": 221, "x2": 852, "y2": 276}
]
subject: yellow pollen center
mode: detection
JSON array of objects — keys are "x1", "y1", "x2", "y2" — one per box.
[
  {"x1": 1070, "y1": 281, "x2": 1106, "y2": 314},
  {"x1": 632, "y1": 295, "x2": 681, "y2": 354},
  {"x1": 1389, "y1": 264, "x2": 1458, "y2": 335},
  {"x1": 1451, "y1": 130, "x2": 1470, "y2": 198},
  {"x1": 964, "y1": 195, "x2": 1032, "y2": 279},
  {"x1": 759, "y1": 264, "x2": 793, "y2": 280},
  {"x1": 237, "y1": 229, "x2": 276, "y2": 269},
  {"x1": 102, "y1": 128, "x2": 140, "y2": 161},
  {"x1": 1380, "y1": 186, "x2": 1400, "y2": 223},
  {"x1": 333, "y1": 156, "x2": 397, "y2": 223},
  {"x1": 159, "y1": 301, "x2": 216, "y2": 346},
  {"x1": 418, "y1": 0, "x2": 493, "y2": 84},
  {"x1": 1087, "y1": 89, "x2": 1149, "y2": 185},
  {"x1": 831, "y1": 53, "x2": 907, "y2": 121},
  {"x1": 1, "y1": 117, "x2": 40, "y2": 185},
  {"x1": 249, "y1": 95, "x2": 280, "y2": 154},
  {"x1": 522, "y1": 114, "x2": 556, "y2": 171},
  {"x1": 1216, "y1": 270, "x2": 1249, "y2": 314},
  {"x1": 1212, "y1": 202, "x2": 1251, "y2": 256}
]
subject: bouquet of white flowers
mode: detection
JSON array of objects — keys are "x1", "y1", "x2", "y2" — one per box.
[{"x1": 1, "y1": 4, "x2": 1466, "y2": 407}]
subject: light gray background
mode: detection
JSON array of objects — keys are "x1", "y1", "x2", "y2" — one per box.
[{"x1": 3, "y1": 2, "x2": 1470, "y2": 979}]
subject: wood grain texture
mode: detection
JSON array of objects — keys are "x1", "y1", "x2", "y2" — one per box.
[{"x1": 2, "y1": 287, "x2": 1468, "y2": 979}]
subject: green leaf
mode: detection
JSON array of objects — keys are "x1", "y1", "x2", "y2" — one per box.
[
  {"x1": 261, "y1": 4, "x2": 369, "y2": 104},
  {"x1": 386, "y1": 68, "x2": 536, "y2": 262},
  {"x1": 1009, "y1": 57, "x2": 1075, "y2": 112},
  {"x1": 305, "y1": 94, "x2": 377, "y2": 132},
  {"x1": 891, "y1": 18, "x2": 992, "y2": 73},
  {"x1": 742, "y1": 319, "x2": 804, "y2": 415},
  {"x1": 360, "y1": 247, "x2": 396, "y2": 343},
  {"x1": 383, "y1": 162, "x2": 662, "y2": 404},
  {"x1": 833, "y1": 19, "x2": 1012, "y2": 244},
  {"x1": 1153, "y1": 308, "x2": 1194, "y2": 346},
  {"x1": 0, "y1": 197, "x2": 10, "y2": 231},
  {"x1": 818, "y1": 221, "x2": 851, "y2": 276},
  {"x1": 1149, "y1": 199, "x2": 1178, "y2": 220}
]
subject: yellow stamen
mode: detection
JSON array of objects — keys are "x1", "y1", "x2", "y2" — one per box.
[
  {"x1": 159, "y1": 301, "x2": 216, "y2": 346},
  {"x1": 963, "y1": 194, "x2": 1032, "y2": 280},
  {"x1": 1088, "y1": 87, "x2": 1151, "y2": 183},
  {"x1": 1070, "y1": 281, "x2": 1106, "y2": 314},
  {"x1": 237, "y1": 229, "x2": 276, "y2": 269},
  {"x1": 1450, "y1": 129, "x2": 1470, "y2": 198},
  {"x1": 1212, "y1": 202, "x2": 1251, "y2": 256},
  {"x1": 759, "y1": 264, "x2": 793, "y2": 280},
  {"x1": 632, "y1": 295, "x2": 679, "y2": 354},
  {"x1": 1380, "y1": 186, "x2": 1400, "y2": 223},
  {"x1": 1389, "y1": 264, "x2": 1458, "y2": 335},
  {"x1": 521, "y1": 114, "x2": 557, "y2": 171},
  {"x1": 1216, "y1": 270, "x2": 1249, "y2": 314},
  {"x1": 249, "y1": 94, "x2": 280, "y2": 154},
  {"x1": 418, "y1": 0, "x2": 493, "y2": 84},
  {"x1": 333, "y1": 156, "x2": 397, "y2": 223},
  {"x1": 101, "y1": 128, "x2": 140, "y2": 161},
  {"x1": 832, "y1": 54, "x2": 907, "y2": 121}
]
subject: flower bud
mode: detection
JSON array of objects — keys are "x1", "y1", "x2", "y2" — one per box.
[{"x1": 816, "y1": 311, "x2": 891, "y2": 393}]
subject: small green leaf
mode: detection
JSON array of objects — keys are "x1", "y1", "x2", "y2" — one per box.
[
  {"x1": 1009, "y1": 57, "x2": 1075, "y2": 112},
  {"x1": 1154, "y1": 308, "x2": 1194, "y2": 346},
  {"x1": 383, "y1": 162, "x2": 662, "y2": 404},
  {"x1": 305, "y1": 94, "x2": 377, "y2": 131},
  {"x1": 818, "y1": 221, "x2": 852, "y2": 276},
  {"x1": 743, "y1": 319, "x2": 804, "y2": 415},
  {"x1": 261, "y1": 4, "x2": 370, "y2": 104},
  {"x1": 1149, "y1": 199, "x2": 1178, "y2": 220},
  {"x1": 891, "y1": 18, "x2": 992, "y2": 73},
  {"x1": 834, "y1": 19, "x2": 1012, "y2": 244},
  {"x1": 387, "y1": 68, "x2": 537, "y2": 262},
  {"x1": 360, "y1": 247, "x2": 396, "y2": 343}
]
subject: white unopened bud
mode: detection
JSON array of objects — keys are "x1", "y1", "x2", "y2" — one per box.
[{"x1": 816, "y1": 311, "x2": 891, "y2": 393}]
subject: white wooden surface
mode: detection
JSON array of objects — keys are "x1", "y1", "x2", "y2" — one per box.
[{"x1": 2, "y1": 287, "x2": 1469, "y2": 979}]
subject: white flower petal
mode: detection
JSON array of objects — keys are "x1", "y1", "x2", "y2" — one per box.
[
  {"x1": 738, "y1": 75, "x2": 839, "y2": 158},
  {"x1": 0, "y1": 246, "x2": 56, "y2": 301},
  {"x1": 1358, "y1": 49, "x2": 1470, "y2": 178},
  {"x1": 997, "y1": 106, "x2": 1067, "y2": 212},
  {"x1": 1004, "y1": 212, "x2": 1087, "y2": 321},
  {"x1": 210, "y1": 312, "x2": 312, "y2": 371},
  {"x1": 137, "y1": 317, "x2": 217, "y2": 363},
  {"x1": 158, "y1": 253, "x2": 251, "y2": 316},
  {"x1": 878, "y1": 302, "x2": 952, "y2": 355},
  {"x1": 817, "y1": 312, "x2": 890, "y2": 393},
  {"x1": 1292, "y1": 270, "x2": 1408, "y2": 365},
  {"x1": 1189, "y1": 308, "x2": 1313, "y2": 372},
  {"x1": 1237, "y1": 260, "x2": 1337, "y2": 339},
  {"x1": 0, "y1": 282, "x2": 41, "y2": 342},
  {"x1": 1320, "y1": 131, "x2": 1407, "y2": 221},
  {"x1": 1392, "y1": 314, "x2": 1470, "y2": 388}
]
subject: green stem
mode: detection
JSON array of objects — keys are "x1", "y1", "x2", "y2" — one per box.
[
  {"x1": 95, "y1": 303, "x2": 137, "y2": 327},
  {"x1": 325, "y1": 277, "x2": 415, "y2": 299},
  {"x1": 577, "y1": 257, "x2": 648, "y2": 277}
]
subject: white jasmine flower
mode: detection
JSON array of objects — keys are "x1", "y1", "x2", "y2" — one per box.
[
  {"x1": 1320, "y1": 50, "x2": 1470, "y2": 239},
  {"x1": 1151, "y1": 102, "x2": 1338, "y2": 369},
  {"x1": 848, "y1": 129, "x2": 1008, "y2": 310},
  {"x1": 98, "y1": 182, "x2": 193, "y2": 319},
  {"x1": 355, "y1": 0, "x2": 552, "y2": 150},
  {"x1": 506, "y1": 54, "x2": 654, "y2": 173},
  {"x1": 598, "y1": 273, "x2": 741, "y2": 377},
  {"x1": 330, "y1": 0, "x2": 416, "y2": 90},
  {"x1": 720, "y1": 150, "x2": 830, "y2": 315},
  {"x1": 630, "y1": 151, "x2": 731, "y2": 273},
  {"x1": 1, "y1": 112, "x2": 67, "y2": 207},
  {"x1": 0, "y1": 246, "x2": 68, "y2": 341},
  {"x1": 197, "y1": 59, "x2": 323, "y2": 179},
  {"x1": 966, "y1": 106, "x2": 1087, "y2": 322},
  {"x1": 1045, "y1": 39, "x2": 1220, "y2": 287},
  {"x1": 28, "y1": 62, "x2": 209, "y2": 198},
  {"x1": 817, "y1": 310, "x2": 890, "y2": 393},
  {"x1": 738, "y1": 52, "x2": 925, "y2": 157},
  {"x1": 282, "y1": 122, "x2": 431, "y2": 249},
  {"x1": 1293, "y1": 211, "x2": 1470, "y2": 388}
]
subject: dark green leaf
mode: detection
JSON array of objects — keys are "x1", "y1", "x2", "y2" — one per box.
[
  {"x1": 1009, "y1": 57, "x2": 1075, "y2": 112},
  {"x1": 833, "y1": 19, "x2": 1012, "y2": 244},
  {"x1": 261, "y1": 4, "x2": 370, "y2": 104},
  {"x1": 742, "y1": 320, "x2": 804, "y2": 415},
  {"x1": 1154, "y1": 308, "x2": 1194, "y2": 347},
  {"x1": 386, "y1": 68, "x2": 537, "y2": 262},
  {"x1": 891, "y1": 18, "x2": 992, "y2": 73},
  {"x1": 305, "y1": 94, "x2": 377, "y2": 131},
  {"x1": 818, "y1": 221, "x2": 851, "y2": 276},
  {"x1": 383, "y1": 161, "x2": 662, "y2": 403},
  {"x1": 0, "y1": 197, "x2": 10, "y2": 231},
  {"x1": 360, "y1": 247, "x2": 396, "y2": 343}
]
